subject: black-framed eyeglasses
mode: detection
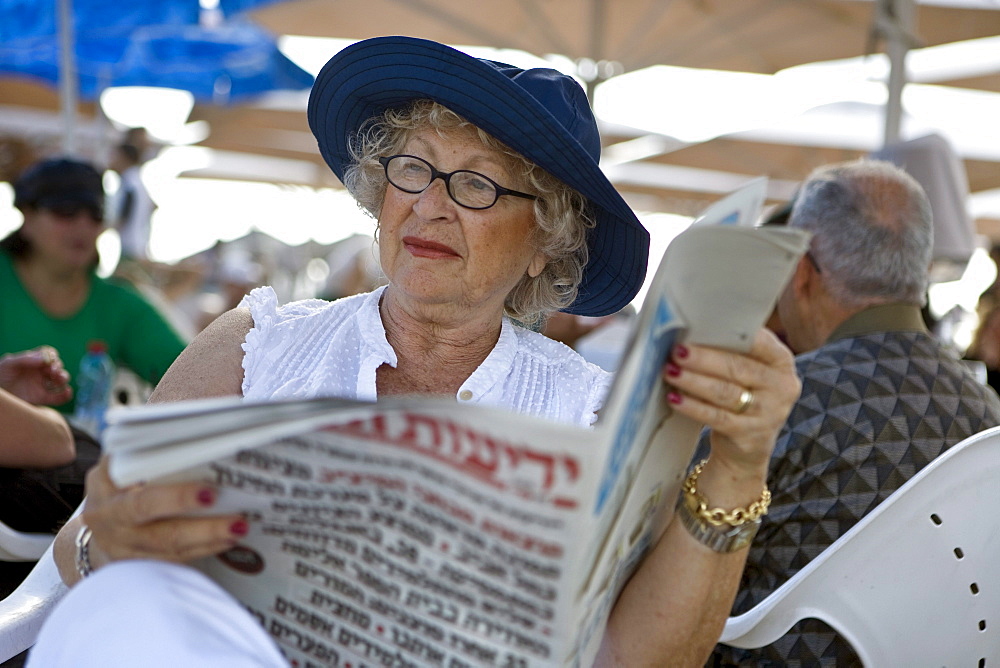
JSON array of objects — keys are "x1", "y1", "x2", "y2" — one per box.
[{"x1": 379, "y1": 154, "x2": 537, "y2": 210}]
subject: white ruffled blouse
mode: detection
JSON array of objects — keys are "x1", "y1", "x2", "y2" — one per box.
[{"x1": 239, "y1": 286, "x2": 611, "y2": 428}]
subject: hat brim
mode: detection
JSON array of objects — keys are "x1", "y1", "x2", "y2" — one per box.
[
  {"x1": 35, "y1": 192, "x2": 104, "y2": 218},
  {"x1": 308, "y1": 36, "x2": 649, "y2": 317}
]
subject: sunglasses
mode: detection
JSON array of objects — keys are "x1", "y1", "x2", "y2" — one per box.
[{"x1": 40, "y1": 202, "x2": 103, "y2": 222}]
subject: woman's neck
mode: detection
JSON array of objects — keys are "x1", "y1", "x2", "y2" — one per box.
[
  {"x1": 376, "y1": 290, "x2": 504, "y2": 397},
  {"x1": 14, "y1": 257, "x2": 92, "y2": 318}
]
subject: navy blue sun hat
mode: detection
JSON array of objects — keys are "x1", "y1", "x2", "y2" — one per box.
[{"x1": 307, "y1": 35, "x2": 649, "y2": 317}]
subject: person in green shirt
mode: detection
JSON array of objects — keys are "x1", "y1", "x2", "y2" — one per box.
[{"x1": 0, "y1": 158, "x2": 187, "y2": 417}]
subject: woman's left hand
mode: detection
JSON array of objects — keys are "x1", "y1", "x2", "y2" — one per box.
[{"x1": 663, "y1": 327, "x2": 799, "y2": 474}]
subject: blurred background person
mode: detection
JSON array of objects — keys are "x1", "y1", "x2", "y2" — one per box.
[
  {"x1": 975, "y1": 243, "x2": 1000, "y2": 316},
  {"x1": 196, "y1": 249, "x2": 266, "y2": 331},
  {"x1": 0, "y1": 157, "x2": 187, "y2": 424},
  {"x1": 319, "y1": 233, "x2": 384, "y2": 301},
  {"x1": 966, "y1": 303, "x2": 1000, "y2": 392},
  {"x1": 541, "y1": 310, "x2": 615, "y2": 345},
  {"x1": 541, "y1": 308, "x2": 635, "y2": 371},
  {"x1": 107, "y1": 136, "x2": 155, "y2": 270}
]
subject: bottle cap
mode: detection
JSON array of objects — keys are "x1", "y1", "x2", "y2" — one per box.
[{"x1": 86, "y1": 340, "x2": 108, "y2": 353}]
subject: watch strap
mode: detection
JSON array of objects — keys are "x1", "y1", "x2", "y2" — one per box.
[
  {"x1": 75, "y1": 524, "x2": 94, "y2": 579},
  {"x1": 678, "y1": 493, "x2": 761, "y2": 553}
]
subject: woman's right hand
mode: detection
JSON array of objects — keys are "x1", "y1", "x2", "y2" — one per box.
[
  {"x1": 79, "y1": 457, "x2": 248, "y2": 570},
  {"x1": 54, "y1": 305, "x2": 256, "y2": 585}
]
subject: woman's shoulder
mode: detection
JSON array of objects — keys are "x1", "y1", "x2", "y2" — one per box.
[
  {"x1": 240, "y1": 288, "x2": 381, "y2": 401},
  {"x1": 241, "y1": 286, "x2": 375, "y2": 325},
  {"x1": 240, "y1": 287, "x2": 379, "y2": 374}
]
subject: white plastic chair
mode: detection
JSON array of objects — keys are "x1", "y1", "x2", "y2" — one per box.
[
  {"x1": 110, "y1": 367, "x2": 153, "y2": 408},
  {"x1": 0, "y1": 544, "x2": 67, "y2": 663},
  {"x1": 0, "y1": 521, "x2": 54, "y2": 562},
  {"x1": 719, "y1": 425, "x2": 1000, "y2": 665}
]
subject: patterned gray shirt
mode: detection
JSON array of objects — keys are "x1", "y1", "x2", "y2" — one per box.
[{"x1": 709, "y1": 305, "x2": 1000, "y2": 666}]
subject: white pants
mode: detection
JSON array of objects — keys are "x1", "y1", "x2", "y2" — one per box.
[{"x1": 28, "y1": 560, "x2": 287, "y2": 667}]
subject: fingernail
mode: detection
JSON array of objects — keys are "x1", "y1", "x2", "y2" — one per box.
[
  {"x1": 668, "y1": 392, "x2": 683, "y2": 405},
  {"x1": 674, "y1": 345, "x2": 689, "y2": 359},
  {"x1": 666, "y1": 362, "x2": 681, "y2": 378},
  {"x1": 230, "y1": 520, "x2": 249, "y2": 537},
  {"x1": 197, "y1": 488, "x2": 216, "y2": 506}
]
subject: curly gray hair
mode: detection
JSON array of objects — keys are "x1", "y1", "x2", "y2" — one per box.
[{"x1": 342, "y1": 100, "x2": 594, "y2": 325}]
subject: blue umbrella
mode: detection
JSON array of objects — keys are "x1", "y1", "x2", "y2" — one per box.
[
  {"x1": 0, "y1": 0, "x2": 284, "y2": 45},
  {"x1": 0, "y1": 1, "x2": 312, "y2": 102},
  {"x1": 0, "y1": 0, "x2": 312, "y2": 151},
  {"x1": 94, "y1": 20, "x2": 313, "y2": 103}
]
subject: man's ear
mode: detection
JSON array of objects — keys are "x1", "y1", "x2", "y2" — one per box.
[{"x1": 792, "y1": 253, "x2": 821, "y2": 299}]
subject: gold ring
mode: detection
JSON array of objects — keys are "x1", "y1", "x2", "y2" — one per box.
[{"x1": 734, "y1": 388, "x2": 755, "y2": 414}]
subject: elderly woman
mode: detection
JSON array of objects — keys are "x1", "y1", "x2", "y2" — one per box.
[{"x1": 38, "y1": 37, "x2": 799, "y2": 667}]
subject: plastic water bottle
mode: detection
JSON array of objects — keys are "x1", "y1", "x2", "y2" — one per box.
[{"x1": 73, "y1": 340, "x2": 115, "y2": 439}]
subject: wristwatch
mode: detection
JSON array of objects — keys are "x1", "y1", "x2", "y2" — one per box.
[
  {"x1": 677, "y1": 495, "x2": 761, "y2": 553},
  {"x1": 75, "y1": 524, "x2": 94, "y2": 578},
  {"x1": 676, "y1": 458, "x2": 769, "y2": 553}
]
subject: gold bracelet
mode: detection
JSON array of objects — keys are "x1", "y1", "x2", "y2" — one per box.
[{"x1": 683, "y1": 459, "x2": 771, "y2": 527}]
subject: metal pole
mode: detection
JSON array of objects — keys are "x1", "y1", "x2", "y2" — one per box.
[
  {"x1": 57, "y1": 0, "x2": 79, "y2": 155},
  {"x1": 878, "y1": 0, "x2": 916, "y2": 147},
  {"x1": 584, "y1": 0, "x2": 604, "y2": 103}
]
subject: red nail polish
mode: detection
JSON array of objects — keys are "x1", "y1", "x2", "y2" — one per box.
[
  {"x1": 197, "y1": 488, "x2": 216, "y2": 506},
  {"x1": 675, "y1": 345, "x2": 689, "y2": 359},
  {"x1": 666, "y1": 362, "x2": 681, "y2": 377},
  {"x1": 230, "y1": 520, "x2": 249, "y2": 537},
  {"x1": 668, "y1": 392, "x2": 683, "y2": 405}
]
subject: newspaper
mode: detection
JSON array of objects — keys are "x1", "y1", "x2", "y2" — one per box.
[{"x1": 103, "y1": 179, "x2": 809, "y2": 668}]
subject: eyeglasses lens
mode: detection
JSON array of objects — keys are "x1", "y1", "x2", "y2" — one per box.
[
  {"x1": 449, "y1": 172, "x2": 496, "y2": 209},
  {"x1": 386, "y1": 156, "x2": 431, "y2": 191},
  {"x1": 385, "y1": 156, "x2": 498, "y2": 209}
]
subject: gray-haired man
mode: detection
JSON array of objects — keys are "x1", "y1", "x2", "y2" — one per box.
[{"x1": 711, "y1": 159, "x2": 1000, "y2": 665}]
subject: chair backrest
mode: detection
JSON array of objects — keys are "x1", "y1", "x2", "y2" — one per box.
[
  {"x1": 110, "y1": 367, "x2": 153, "y2": 408},
  {"x1": 0, "y1": 544, "x2": 67, "y2": 663},
  {"x1": 719, "y1": 425, "x2": 1000, "y2": 665},
  {"x1": 0, "y1": 521, "x2": 54, "y2": 562}
]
